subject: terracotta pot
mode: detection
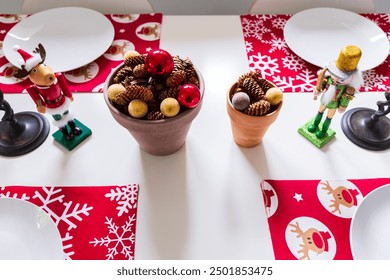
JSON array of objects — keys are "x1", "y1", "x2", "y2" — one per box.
[
  {"x1": 227, "y1": 82, "x2": 282, "y2": 148},
  {"x1": 103, "y1": 63, "x2": 204, "y2": 156}
]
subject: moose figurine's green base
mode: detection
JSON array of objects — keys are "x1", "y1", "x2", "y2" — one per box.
[{"x1": 52, "y1": 119, "x2": 91, "y2": 151}]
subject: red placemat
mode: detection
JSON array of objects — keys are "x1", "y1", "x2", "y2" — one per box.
[
  {"x1": 0, "y1": 184, "x2": 139, "y2": 260},
  {"x1": 0, "y1": 13, "x2": 162, "y2": 93},
  {"x1": 261, "y1": 178, "x2": 390, "y2": 260},
  {"x1": 240, "y1": 14, "x2": 390, "y2": 92}
]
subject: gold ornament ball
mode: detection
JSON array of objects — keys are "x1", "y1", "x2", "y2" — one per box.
[
  {"x1": 128, "y1": 99, "x2": 148, "y2": 119},
  {"x1": 160, "y1": 97, "x2": 180, "y2": 117},
  {"x1": 123, "y1": 50, "x2": 140, "y2": 60},
  {"x1": 265, "y1": 87, "x2": 283, "y2": 105},
  {"x1": 107, "y1": 83, "x2": 126, "y2": 101}
]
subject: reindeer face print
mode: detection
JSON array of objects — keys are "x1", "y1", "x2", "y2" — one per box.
[
  {"x1": 286, "y1": 217, "x2": 336, "y2": 260},
  {"x1": 261, "y1": 181, "x2": 278, "y2": 218},
  {"x1": 317, "y1": 180, "x2": 363, "y2": 218}
]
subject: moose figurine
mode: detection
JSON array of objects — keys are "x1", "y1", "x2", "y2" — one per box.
[{"x1": 13, "y1": 43, "x2": 91, "y2": 150}]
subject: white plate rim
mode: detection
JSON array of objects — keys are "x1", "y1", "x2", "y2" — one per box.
[
  {"x1": 0, "y1": 197, "x2": 64, "y2": 260},
  {"x1": 283, "y1": 7, "x2": 389, "y2": 71},
  {"x1": 3, "y1": 6, "x2": 115, "y2": 72},
  {"x1": 350, "y1": 184, "x2": 390, "y2": 260}
]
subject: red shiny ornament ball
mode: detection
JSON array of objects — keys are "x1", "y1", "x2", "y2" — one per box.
[
  {"x1": 144, "y1": 49, "x2": 174, "y2": 75},
  {"x1": 177, "y1": 84, "x2": 201, "y2": 108}
]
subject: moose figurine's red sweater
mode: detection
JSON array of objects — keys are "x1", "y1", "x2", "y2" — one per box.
[{"x1": 26, "y1": 73, "x2": 72, "y2": 109}]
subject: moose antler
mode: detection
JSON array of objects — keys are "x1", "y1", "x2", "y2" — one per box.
[
  {"x1": 320, "y1": 181, "x2": 341, "y2": 214},
  {"x1": 289, "y1": 222, "x2": 304, "y2": 238},
  {"x1": 13, "y1": 65, "x2": 29, "y2": 79},
  {"x1": 33, "y1": 43, "x2": 46, "y2": 62},
  {"x1": 320, "y1": 181, "x2": 333, "y2": 194},
  {"x1": 289, "y1": 222, "x2": 311, "y2": 260}
]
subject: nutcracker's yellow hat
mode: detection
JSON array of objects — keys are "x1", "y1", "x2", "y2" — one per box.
[{"x1": 327, "y1": 45, "x2": 362, "y2": 80}]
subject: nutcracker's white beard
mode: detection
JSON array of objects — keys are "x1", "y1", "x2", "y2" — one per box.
[
  {"x1": 321, "y1": 84, "x2": 336, "y2": 106},
  {"x1": 320, "y1": 71, "x2": 364, "y2": 107}
]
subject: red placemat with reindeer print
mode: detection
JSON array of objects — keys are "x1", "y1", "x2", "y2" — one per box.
[
  {"x1": 261, "y1": 178, "x2": 390, "y2": 260},
  {"x1": 0, "y1": 13, "x2": 162, "y2": 93},
  {"x1": 240, "y1": 13, "x2": 390, "y2": 93},
  {"x1": 0, "y1": 184, "x2": 139, "y2": 260}
]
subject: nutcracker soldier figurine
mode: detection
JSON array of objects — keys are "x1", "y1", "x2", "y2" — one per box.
[
  {"x1": 298, "y1": 45, "x2": 363, "y2": 148},
  {"x1": 13, "y1": 43, "x2": 91, "y2": 150}
]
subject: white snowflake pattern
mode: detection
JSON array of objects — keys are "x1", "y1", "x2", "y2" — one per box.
[
  {"x1": 362, "y1": 69, "x2": 390, "y2": 91},
  {"x1": 245, "y1": 41, "x2": 253, "y2": 53},
  {"x1": 253, "y1": 14, "x2": 276, "y2": 21},
  {"x1": 0, "y1": 186, "x2": 94, "y2": 259},
  {"x1": 295, "y1": 69, "x2": 318, "y2": 92},
  {"x1": 89, "y1": 215, "x2": 136, "y2": 260},
  {"x1": 241, "y1": 18, "x2": 270, "y2": 41},
  {"x1": 249, "y1": 52, "x2": 280, "y2": 78},
  {"x1": 273, "y1": 69, "x2": 317, "y2": 92},
  {"x1": 33, "y1": 187, "x2": 93, "y2": 258},
  {"x1": 0, "y1": 187, "x2": 30, "y2": 200},
  {"x1": 282, "y1": 54, "x2": 305, "y2": 71},
  {"x1": 263, "y1": 33, "x2": 289, "y2": 53},
  {"x1": 62, "y1": 232, "x2": 74, "y2": 259},
  {"x1": 271, "y1": 17, "x2": 287, "y2": 29},
  {"x1": 33, "y1": 187, "x2": 93, "y2": 231},
  {"x1": 378, "y1": 13, "x2": 390, "y2": 22},
  {"x1": 273, "y1": 75, "x2": 296, "y2": 91},
  {"x1": 105, "y1": 184, "x2": 139, "y2": 216}
]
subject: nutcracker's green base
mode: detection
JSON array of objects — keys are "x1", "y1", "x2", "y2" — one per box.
[
  {"x1": 52, "y1": 119, "x2": 92, "y2": 151},
  {"x1": 298, "y1": 119, "x2": 335, "y2": 148}
]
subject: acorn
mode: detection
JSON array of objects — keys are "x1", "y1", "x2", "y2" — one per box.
[
  {"x1": 160, "y1": 97, "x2": 180, "y2": 117},
  {"x1": 107, "y1": 83, "x2": 126, "y2": 101},
  {"x1": 128, "y1": 99, "x2": 148, "y2": 119},
  {"x1": 232, "y1": 91, "x2": 250, "y2": 110},
  {"x1": 265, "y1": 87, "x2": 283, "y2": 105}
]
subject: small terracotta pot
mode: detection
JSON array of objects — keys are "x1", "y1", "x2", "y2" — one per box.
[
  {"x1": 103, "y1": 63, "x2": 204, "y2": 156},
  {"x1": 227, "y1": 82, "x2": 282, "y2": 148}
]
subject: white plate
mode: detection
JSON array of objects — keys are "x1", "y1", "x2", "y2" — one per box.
[
  {"x1": 284, "y1": 8, "x2": 389, "y2": 71},
  {"x1": 0, "y1": 197, "x2": 63, "y2": 260},
  {"x1": 3, "y1": 7, "x2": 114, "y2": 72},
  {"x1": 350, "y1": 184, "x2": 390, "y2": 259}
]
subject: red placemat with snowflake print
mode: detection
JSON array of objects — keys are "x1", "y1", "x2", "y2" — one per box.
[
  {"x1": 240, "y1": 14, "x2": 390, "y2": 93},
  {"x1": 0, "y1": 184, "x2": 139, "y2": 260},
  {"x1": 0, "y1": 13, "x2": 162, "y2": 93},
  {"x1": 261, "y1": 178, "x2": 390, "y2": 260}
]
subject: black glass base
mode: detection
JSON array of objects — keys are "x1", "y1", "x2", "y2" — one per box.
[
  {"x1": 341, "y1": 107, "x2": 390, "y2": 151},
  {"x1": 0, "y1": 112, "x2": 50, "y2": 157}
]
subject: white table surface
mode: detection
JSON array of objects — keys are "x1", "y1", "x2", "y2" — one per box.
[{"x1": 1, "y1": 15, "x2": 389, "y2": 260}]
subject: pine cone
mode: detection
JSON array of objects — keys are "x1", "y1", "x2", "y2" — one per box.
[
  {"x1": 172, "y1": 56, "x2": 185, "y2": 72},
  {"x1": 124, "y1": 54, "x2": 146, "y2": 68},
  {"x1": 159, "y1": 86, "x2": 179, "y2": 101},
  {"x1": 146, "y1": 111, "x2": 165, "y2": 120},
  {"x1": 166, "y1": 70, "x2": 186, "y2": 87},
  {"x1": 187, "y1": 76, "x2": 199, "y2": 87},
  {"x1": 237, "y1": 71, "x2": 262, "y2": 87},
  {"x1": 182, "y1": 57, "x2": 198, "y2": 82},
  {"x1": 122, "y1": 76, "x2": 135, "y2": 87},
  {"x1": 114, "y1": 66, "x2": 133, "y2": 84},
  {"x1": 133, "y1": 64, "x2": 149, "y2": 78},
  {"x1": 242, "y1": 78, "x2": 264, "y2": 102},
  {"x1": 125, "y1": 85, "x2": 154, "y2": 103},
  {"x1": 147, "y1": 100, "x2": 160, "y2": 112},
  {"x1": 244, "y1": 100, "x2": 271, "y2": 116},
  {"x1": 257, "y1": 79, "x2": 274, "y2": 93}
]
